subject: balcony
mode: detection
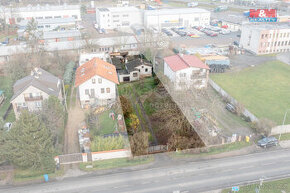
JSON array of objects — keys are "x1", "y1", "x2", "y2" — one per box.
[{"x1": 24, "y1": 96, "x2": 43, "y2": 101}]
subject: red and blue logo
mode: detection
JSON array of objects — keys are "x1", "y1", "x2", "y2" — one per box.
[{"x1": 249, "y1": 9, "x2": 277, "y2": 22}]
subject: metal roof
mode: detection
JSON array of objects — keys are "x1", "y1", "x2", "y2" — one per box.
[
  {"x1": 144, "y1": 8, "x2": 210, "y2": 16},
  {"x1": 42, "y1": 30, "x2": 81, "y2": 39}
]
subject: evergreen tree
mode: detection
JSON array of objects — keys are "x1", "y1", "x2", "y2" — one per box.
[
  {"x1": 41, "y1": 96, "x2": 65, "y2": 149},
  {"x1": 3, "y1": 111, "x2": 55, "y2": 172}
]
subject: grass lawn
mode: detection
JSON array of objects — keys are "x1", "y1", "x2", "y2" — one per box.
[
  {"x1": 79, "y1": 156, "x2": 154, "y2": 171},
  {"x1": 274, "y1": 133, "x2": 290, "y2": 141},
  {"x1": 14, "y1": 168, "x2": 64, "y2": 182},
  {"x1": 172, "y1": 141, "x2": 252, "y2": 158},
  {"x1": 0, "y1": 76, "x2": 13, "y2": 119},
  {"x1": 98, "y1": 110, "x2": 117, "y2": 135},
  {"x1": 222, "y1": 177, "x2": 290, "y2": 193},
  {"x1": 211, "y1": 61, "x2": 290, "y2": 125}
]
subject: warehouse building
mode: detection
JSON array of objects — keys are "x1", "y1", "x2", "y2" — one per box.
[
  {"x1": 144, "y1": 8, "x2": 210, "y2": 30},
  {"x1": 95, "y1": 6, "x2": 143, "y2": 30},
  {"x1": 1, "y1": 4, "x2": 81, "y2": 24},
  {"x1": 240, "y1": 23, "x2": 290, "y2": 55}
]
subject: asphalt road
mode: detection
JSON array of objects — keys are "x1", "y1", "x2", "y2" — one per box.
[{"x1": 2, "y1": 148, "x2": 290, "y2": 193}]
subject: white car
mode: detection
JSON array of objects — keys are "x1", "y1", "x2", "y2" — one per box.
[{"x1": 3, "y1": 122, "x2": 12, "y2": 131}]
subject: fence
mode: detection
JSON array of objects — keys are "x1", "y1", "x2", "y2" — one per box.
[
  {"x1": 55, "y1": 149, "x2": 132, "y2": 165},
  {"x1": 208, "y1": 79, "x2": 258, "y2": 122},
  {"x1": 148, "y1": 145, "x2": 168, "y2": 154}
]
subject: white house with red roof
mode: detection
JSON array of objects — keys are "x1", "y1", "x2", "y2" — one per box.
[
  {"x1": 75, "y1": 57, "x2": 119, "y2": 108},
  {"x1": 164, "y1": 54, "x2": 210, "y2": 90}
]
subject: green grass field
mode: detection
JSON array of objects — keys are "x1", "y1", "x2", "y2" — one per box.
[
  {"x1": 222, "y1": 177, "x2": 290, "y2": 193},
  {"x1": 98, "y1": 110, "x2": 117, "y2": 135},
  {"x1": 79, "y1": 156, "x2": 154, "y2": 171},
  {"x1": 211, "y1": 61, "x2": 290, "y2": 125}
]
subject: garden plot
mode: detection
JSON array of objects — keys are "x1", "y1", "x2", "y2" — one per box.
[{"x1": 118, "y1": 77, "x2": 204, "y2": 155}]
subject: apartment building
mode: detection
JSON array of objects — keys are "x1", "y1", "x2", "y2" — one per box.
[
  {"x1": 1, "y1": 4, "x2": 81, "y2": 24},
  {"x1": 95, "y1": 6, "x2": 143, "y2": 30},
  {"x1": 240, "y1": 23, "x2": 290, "y2": 55}
]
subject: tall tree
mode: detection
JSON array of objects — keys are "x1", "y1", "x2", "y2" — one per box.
[
  {"x1": 3, "y1": 111, "x2": 55, "y2": 172},
  {"x1": 41, "y1": 96, "x2": 65, "y2": 149}
]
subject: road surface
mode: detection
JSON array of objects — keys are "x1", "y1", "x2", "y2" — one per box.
[{"x1": 2, "y1": 148, "x2": 290, "y2": 193}]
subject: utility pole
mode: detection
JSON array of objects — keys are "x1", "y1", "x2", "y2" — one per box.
[{"x1": 278, "y1": 108, "x2": 290, "y2": 141}]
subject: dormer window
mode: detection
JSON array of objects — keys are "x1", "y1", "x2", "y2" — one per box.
[
  {"x1": 92, "y1": 78, "x2": 96, "y2": 84},
  {"x1": 98, "y1": 78, "x2": 102, "y2": 83}
]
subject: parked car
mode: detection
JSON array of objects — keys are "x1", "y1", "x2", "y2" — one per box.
[
  {"x1": 177, "y1": 31, "x2": 187, "y2": 36},
  {"x1": 233, "y1": 41, "x2": 240, "y2": 47},
  {"x1": 257, "y1": 136, "x2": 278, "y2": 148},
  {"x1": 3, "y1": 122, "x2": 12, "y2": 131},
  {"x1": 225, "y1": 103, "x2": 236, "y2": 113},
  {"x1": 209, "y1": 32, "x2": 218, "y2": 37}
]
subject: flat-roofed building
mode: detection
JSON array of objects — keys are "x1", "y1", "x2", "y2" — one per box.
[
  {"x1": 240, "y1": 23, "x2": 290, "y2": 55},
  {"x1": 95, "y1": 6, "x2": 143, "y2": 30},
  {"x1": 144, "y1": 8, "x2": 210, "y2": 30}
]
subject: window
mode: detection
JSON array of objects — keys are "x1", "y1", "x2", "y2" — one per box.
[
  {"x1": 113, "y1": 20, "x2": 119, "y2": 23},
  {"x1": 133, "y1": 72, "x2": 138, "y2": 77},
  {"x1": 278, "y1": 41, "x2": 280, "y2": 46},
  {"x1": 101, "y1": 88, "x2": 104, "y2": 93},
  {"x1": 274, "y1": 41, "x2": 277, "y2": 46},
  {"x1": 45, "y1": 16, "x2": 52, "y2": 19},
  {"x1": 261, "y1": 34, "x2": 264, "y2": 39},
  {"x1": 98, "y1": 78, "x2": 102, "y2": 83},
  {"x1": 92, "y1": 78, "x2": 96, "y2": 84},
  {"x1": 284, "y1": 33, "x2": 286, "y2": 37},
  {"x1": 72, "y1": 15, "x2": 78, "y2": 19},
  {"x1": 54, "y1": 16, "x2": 61, "y2": 18},
  {"x1": 90, "y1": 89, "x2": 95, "y2": 97},
  {"x1": 85, "y1": 89, "x2": 89, "y2": 95},
  {"x1": 194, "y1": 17, "x2": 199, "y2": 21},
  {"x1": 123, "y1": 14, "x2": 129, "y2": 17},
  {"x1": 35, "y1": 101, "x2": 42, "y2": 108},
  {"x1": 281, "y1": 41, "x2": 284, "y2": 46},
  {"x1": 113, "y1": 15, "x2": 119, "y2": 18},
  {"x1": 45, "y1": 25, "x2": 50, "y2": 28},
  {"x1": 23, "y1": 103, "x2": 27, "y2": 107},
  {"x1": 106, "y1": 88, "x2": 110, "y2": 93},
  {"x1": 180, "y1": 73, "x2": 186, "y2": 77},
  {"x1": 145, "y1": 68, "x2": 148, "y2": 72},
  {"x1": 36, "y1": 17, "x2": 43, "y2": 19}
]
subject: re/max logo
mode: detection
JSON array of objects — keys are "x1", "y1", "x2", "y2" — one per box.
[{"x1": 249, "y1": 9, "x2": 277, "y2": 22}]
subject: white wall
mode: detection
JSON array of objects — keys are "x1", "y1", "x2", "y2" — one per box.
[
  {"x1": 10, "y1": 8, "x2": 81, "y2": 24},
  {"x1": 91, "y1": 149, "x2": 131, "y2": 161},
  {"x1": 144, "y1": 11, "x2": 210, "y2": 29},
  {"x1": 164, "y1": 61, "x2": 176, "y2": 82},
  {"x1": 135, "y1": 64, "x2": 152, "y2": 76},
  {"x1": 78, "y1": 74, "x2": 116, "y2": 107}
]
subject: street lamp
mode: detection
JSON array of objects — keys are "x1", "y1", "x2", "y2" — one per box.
[{"x1": 278, "y1": 108, "x2": 290, "y2": 141}]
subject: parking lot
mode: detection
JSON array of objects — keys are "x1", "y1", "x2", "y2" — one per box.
[{"x1": 167, "y1": 28, "x2": 240, "y2": 49}]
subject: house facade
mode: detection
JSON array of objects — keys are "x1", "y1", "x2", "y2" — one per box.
[
  {"x1": 164, "y1": 54, "x2": 209, "y2": 90},
  {"x1": 10, "y1": 68, "x2": 63, "y2": 119},
  {"x1": 75, "y1": 57, "x2": 119, "y2": 108}
]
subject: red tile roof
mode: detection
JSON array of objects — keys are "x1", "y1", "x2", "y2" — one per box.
[
  {"x1": 164, "y1": 54, "x2": 209, "y2": 72},
  {"x1": 75, "y1": 57, "x2": 119, "y2": 87}
]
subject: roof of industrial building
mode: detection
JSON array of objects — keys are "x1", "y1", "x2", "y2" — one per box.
[
  {"x1": 17, "y1": 17, "x2": 77, "y2": 27},
  {"x1": 242, "y1": 23, "x2": 290, "y2": 30},
  {"x1": 11, "y1": 68, "x2": 61, "y2": 102},
  {"x1": 42, "y1": 30, "x2": 81, "y2": 39},
  {"x1": 97, "y1": 6, "x2": 140, "y2": 12},
  {"x1": 75, "y1": 57, "x2": 119, "y2": 87},
  {"x1": 144, "y1": 8, "x2": 210, "y2": 16},
  {"x1": 164, "y1": 54, "x2": 209, "y2": 72},
  {"x1": 9, "y1": 4, "x2": 80, "y2": 12}
]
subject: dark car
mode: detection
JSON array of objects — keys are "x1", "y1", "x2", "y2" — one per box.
[
  {"x1": 177, "y1": 31, "x2": 187, "y2": 36},
  {"x1": 225, "y1": 103, "x2": 236, "y2": 113},
  {"x1": 257, "y1": 136, "x2": 278, "y2": 148}
]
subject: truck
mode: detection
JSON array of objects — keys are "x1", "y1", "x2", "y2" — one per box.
[{"x1": 214, "y1": 5, "x2": 228, "y2": 12}]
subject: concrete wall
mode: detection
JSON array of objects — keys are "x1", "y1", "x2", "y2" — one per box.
[
  {"x1": 90, "y1": 149, "x2": 131, "y2": 161},
  {"x1": 209, "y1": 79, "x2": 258, "y2": 122},
  {"x1": 271, "y1": 124, "x2": 290, "y2": 135}
]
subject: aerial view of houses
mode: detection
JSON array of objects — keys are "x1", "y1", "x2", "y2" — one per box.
[{"x1": 0, "y1": 0, "x2": 290, "y2": 192}]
